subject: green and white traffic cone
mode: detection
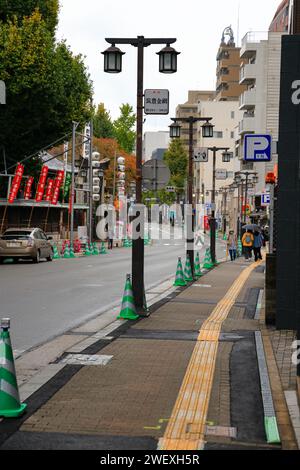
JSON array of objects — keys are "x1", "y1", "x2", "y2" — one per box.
[
  {"x1": 117, "y1": 274, "x2": 139, "y2": 321},
  {"x1": 84, "y1": 243, "x2": 92, "y2": 257},
  {"x1": 238, "y1": 238, "x2": 243, "y2": 257},
  {"x1": 0, "y1": 318, "x2": 27, "y2": 418},
  {"x1": 123, "y1": 238, "x2": 130, "y2": 248},
  {"x1": 173, "y1": 257, "x2": 187, "y2": 287},
  {"x1": 92, "y1": 243, "x2": 99, "y2": 256},
  {"x1": 100, "y1": 241, "x2": 107, "y2": 255},
  {"x1": 203, "y1": 249, "x2": 214, "y2": 269},
  {"x1": 53, "y1": 245, "x2": 60, "y2": 260},
  {"x1": 184, "y1": 255, "x2": 193, "y2": 282},
  {"x1": 63, "y1": 244, "x2": 71, "y2": 259},
  {"x1": 194, "y1": 252, "x2": 203, "y2": 279},
  {"x1": 223, "y1": 233, "x2": 227, "y2": 241},
  {"x1": 128, "y1": 238, "x2": 133, "y2": 248},
  {"x1": 69, "y1": 244, "x2": 76, "y2": 258}
]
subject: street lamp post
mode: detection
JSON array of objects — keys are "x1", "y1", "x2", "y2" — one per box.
[
  {"x1": 103, "y1": 36, "x2": 179, "y2": 313},
  {"x1": 234, "y1": 171, "x2": 258, "y2": 225},
  {"x1": 207, "y1": 147, "x2": 232, "y2": 264},
  {"x1": 169, "y1": 117, "x2": 214, "y2": 277}
]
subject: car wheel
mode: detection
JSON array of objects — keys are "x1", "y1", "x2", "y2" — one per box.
[
  {"x1": 33, "y1": 250, "x2": 40, "y2": 264},
  {"x1": 0, "y1": 258, "x2": 4, "y2": 264},
  {"x1": 46, "y1": 249, "x2": 53, "y2": 262}
]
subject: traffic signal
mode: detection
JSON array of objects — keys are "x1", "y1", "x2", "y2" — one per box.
[{"x1": 265, "y1": 172, "x2": 276, "y2": 184}]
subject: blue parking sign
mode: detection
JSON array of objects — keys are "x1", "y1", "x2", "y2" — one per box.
[{"x1": 244, "y1": 134, "x2": 272, "y2": 162}]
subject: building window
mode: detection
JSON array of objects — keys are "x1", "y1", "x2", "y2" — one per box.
[
  {"x1": 231, "y1": 131, "x2": 234, "y2": 139},
  {"x1": 231, "y1": 111, "x2": 235, "y2": 119},
  {"x1": 213, "y1": 131, "x2": 223, "y2": 138}
]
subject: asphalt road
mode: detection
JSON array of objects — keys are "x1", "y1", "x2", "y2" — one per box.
[{"x1": 0, "y1": 232, "x2": 226, "y2": 353}]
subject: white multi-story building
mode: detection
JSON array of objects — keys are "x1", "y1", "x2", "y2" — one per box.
[
  {"x1": 143, "y1": 131, "x2": 170, "y2": 162},
  {"x1": 196, "y1": 100, "x2": 243, "y2": 230},
  {"x1": 238, "y1": 31, "x2": 283, "y2": 194}
]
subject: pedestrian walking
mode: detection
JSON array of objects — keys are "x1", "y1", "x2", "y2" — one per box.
[
  {"x1": 227, "y1": 230, "x2": 237, "y2": 261},
  {"x1": 253, "y1": 231, "x2": 264, "y2": 261},
  {"x1": 108, "y1": 228, "x2": 114, "y2": 250},
  {"x1": 242, "y1": 229, "x2": 254, "y2": 261}
]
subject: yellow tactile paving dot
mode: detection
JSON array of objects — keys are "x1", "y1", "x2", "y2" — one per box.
[{"x1": 159, "y1": 260, "x2": 263, "y2": 451}]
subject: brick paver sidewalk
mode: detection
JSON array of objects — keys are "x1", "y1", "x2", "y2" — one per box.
[{"x1": 0, "y1": 257, "x2": 298, "y2": 450}]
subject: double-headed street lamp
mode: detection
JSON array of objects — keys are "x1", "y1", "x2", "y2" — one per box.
[
  {"x1": 169, "y1": 117, "x2": 214, "y2": 277},
  {"x1": 234, "y1": 171, "x2": 259, "y2": 226},
  {"x1": 219, "y1": 185, "x2": 235, "y2": 234},
  {"x1": 102, "y1": 36, "x2": 180, "y2": 314},
  {"x1": 207, "y1": 147, "x2": 233, "y2": 264}
]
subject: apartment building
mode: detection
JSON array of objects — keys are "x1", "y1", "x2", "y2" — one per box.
[
  {"x1": 238, "y1": 31, "x2": 283, "y2": 194},
  {"x1": 215, "y1": 26, "x2": 247, "y2": 101}
]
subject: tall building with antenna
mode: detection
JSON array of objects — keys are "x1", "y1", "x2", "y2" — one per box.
[{"x1": 215, "y1": 26, "x2": 247, "y2": 101}]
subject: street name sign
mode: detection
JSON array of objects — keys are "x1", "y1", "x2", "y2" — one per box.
[
  {"x1": 144, "y1": 89, "x2": 169, "y2": 115},
  {"x1": 194, "y1": 147, "x2": 208, "y2": 162},
  {"x1": 244, "y1": 134, "x2": 272, "y2": 162}
]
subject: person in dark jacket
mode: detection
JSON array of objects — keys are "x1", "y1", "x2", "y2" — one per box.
[{"x1": 253, "y1": 231, "x2": 264, "y2": 261}]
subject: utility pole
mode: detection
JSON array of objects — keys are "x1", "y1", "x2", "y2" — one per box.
[
  {"x1": 70, "y1": 121, "x2": 78, "y2": 247},
  {"x1": 88, "y1": 120, "x2": 94, "y2": 243}
]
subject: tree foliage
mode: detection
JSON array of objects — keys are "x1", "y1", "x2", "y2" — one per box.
[
  {"x1": 163, "y1": 139, "x2": 188, "y2": 196},
  {"x1": 0, "y1": 0, "x2": 59, "y2": 36},
  {"x1": 0, "y1": 10, "x2": 93, "y2": 171},
  {"x1": 113, "y1": 104, "x2": 136, "y2": 154},
  {"x1": 92, "y1": 137, "x2": 136, "y2": 194},
  {"x1": 93, "y1": 103, "x2": 114, "y2": 139}
]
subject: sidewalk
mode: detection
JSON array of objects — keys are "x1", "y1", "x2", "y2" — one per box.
[{"x1": 0, "y1": 255, "x2": 299, "y2": 450}]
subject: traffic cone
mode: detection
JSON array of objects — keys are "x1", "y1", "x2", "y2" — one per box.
[
  {"x1": 63, "y1": 244, "x2": 71, "y2": 259},
  {"x1": 203, "y1": 249, "x2": 214, "y2": 269},
  {"x1": 123, "y1": 238, "x2": 130, "y2": 248},
  {"x1": 238, "y1": 238, "x2": 243, "y2": 257},
  {"x1": 69, "y1": 244, "x2": 76, "y2": 258},
  {"x1": 143, "y1": 285, "x2": 150, "y2": 315},
  {"x1": 100, "y1": 241, "x2": 107, "y2": 255},
  {"x1": 117, "y1": 274, "x2": 139, "y2": 321},
  {"x1": 173, "y1": 257, "x2": 187, "y2": 287},
  {"x1": 184, "y1": 255, "x2": 194, "y2": 282},
  {"x1": 53, "y1": 245, "x2": 60, "y2": 260},
  {"x1": 0, "y1": 318, "x2": 27, "y2": 418},
  {"x1": 93, "y1": 243, "x2": 100, "y2": 255},
  {"x1": 128, "y1": 239, "x2": 133, "y2": 248},
  {"x1": 84, "y1": 242, "x2": 92, "y2": 257},
  {"x1": 223, "y1": 233, "x2": 227, "y2": 241},
  {"x1": 194, "y1": 252, "x2": 203, "y2": 279}
]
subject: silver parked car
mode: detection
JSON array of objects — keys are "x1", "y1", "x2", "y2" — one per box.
[{"x1": 0, "y1": 228, "x2": 53, "y2": 264}]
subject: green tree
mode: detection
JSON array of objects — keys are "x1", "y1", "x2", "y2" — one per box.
[
  {"x1": 163, "y1": 139, "x2": 188, "y2": 197},
  {"x1": 93, "y1": 103, "x2": 114, "y2": 139},
  {"x1": 113, "y1": 103, "x2": 136, "y2": 154},
  {"x1": 0, "y1": 11, "x2": 92, "y2": 171},
  {"x1": 0, "y1": 0, "x2": 59, "y2": 36}
]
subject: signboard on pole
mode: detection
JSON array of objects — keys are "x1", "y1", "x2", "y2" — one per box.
[
  {"x1": 261, "y1": 193, "x2": 271, "y2": 206},
  {"x1": 194, "y1": 148, "x2": 208, "y2": 162},
  {"x1": 215, "y1": 169, "x2": 227, "y2": 180},
  {"x1": 244, "y1": 134, "x2": 272, "y2": 162},
  {"x1": 144, "y1": 89, "x2": 169, "y2": 115},
  {"x1": 82, "y1": 123, "x2": 91, "y2": 159},
  {"x1": 142, "y1": 159, "x2": 171, "y2": 191}
]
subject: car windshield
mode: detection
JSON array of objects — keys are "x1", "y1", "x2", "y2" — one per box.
[{"x1": 1, "y1": 231, "x2": 32, "y2": 240}]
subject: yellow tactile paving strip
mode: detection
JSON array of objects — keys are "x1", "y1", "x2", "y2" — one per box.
[{"x1": 159, "y1": 260, "x2": 263, "y2": 451}]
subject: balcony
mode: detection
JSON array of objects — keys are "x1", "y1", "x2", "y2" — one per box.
[
  {"x1": 239, "y1": 113, "x2": 255, "y2": 135},
  {"x1": 240, "y1": 31, "x2": 268, "y2": 58},
  {"x1": 239, "y1": 89, "x2": 256, "y2": 110},
  {"x1": 240, "y1": 63, "x2": 257, "y2": 85}
]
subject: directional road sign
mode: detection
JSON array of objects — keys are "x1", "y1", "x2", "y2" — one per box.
[
  {"x1": 142, "y1": 159, "x2": 171, "y2": 191},
  {"x1": 194, "y1": 147, "x2": 208, "y2": 162},
  {"x1": 215, "y1": 169, "x2": 227, "y2": 180},
  {"x1": 244, "y1": 134, "x2": 272, "y2": 162}
]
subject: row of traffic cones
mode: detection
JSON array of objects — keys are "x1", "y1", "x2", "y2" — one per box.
[
  {"x1": 173, "y1": 252, "x2": 203, "y2": 287},
  {"x1": 53, "y1": 241, "x2": 108, "y2": 259}
]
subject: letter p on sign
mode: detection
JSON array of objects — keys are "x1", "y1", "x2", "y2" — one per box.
[{"x1": 244, "y1": 134, "x2": 272, "y2": 162}]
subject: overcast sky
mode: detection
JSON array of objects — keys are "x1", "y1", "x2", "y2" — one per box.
[{"x1": 57, "y1": 0, "x2": 281, "y2": 132}]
